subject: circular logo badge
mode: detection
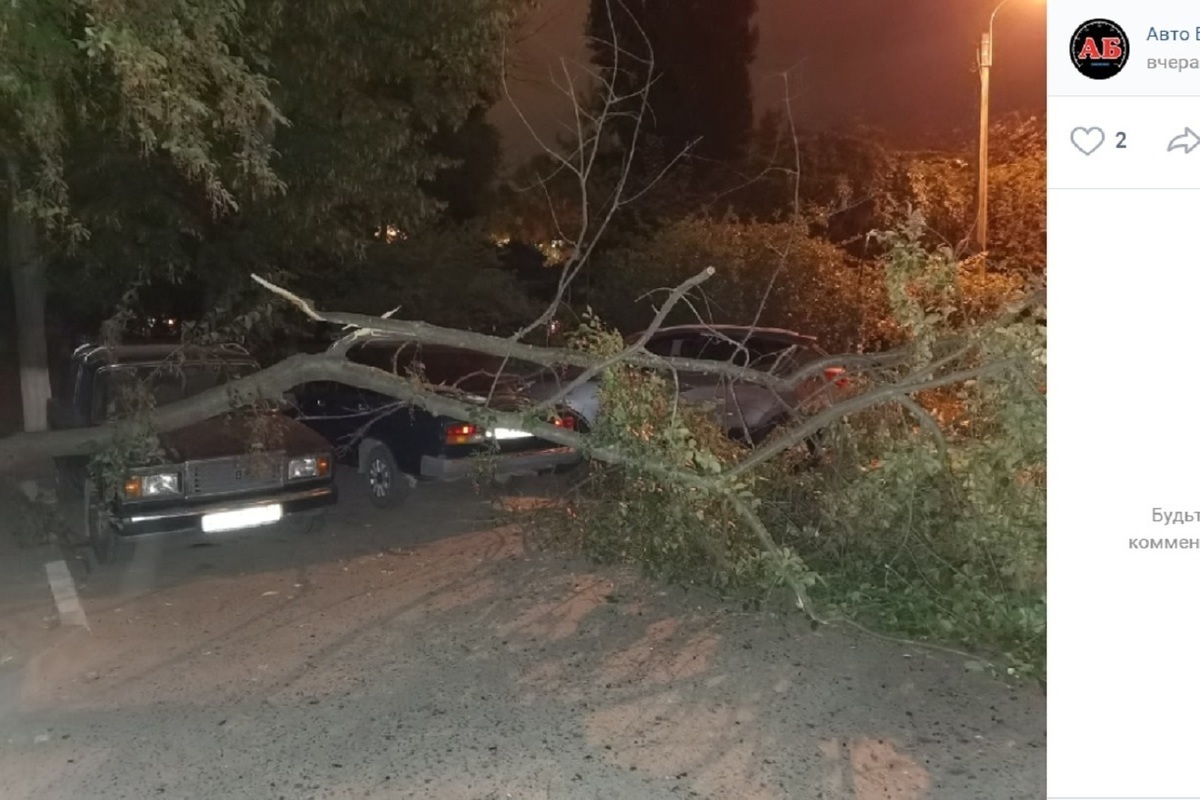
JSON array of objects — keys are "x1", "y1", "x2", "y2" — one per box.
[{"x1": 1070, "y1": 19, "x2": 1129, "y2": 79}]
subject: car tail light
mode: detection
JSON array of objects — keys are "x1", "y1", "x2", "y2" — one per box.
[
  {"x1": 824, "y1": 367, "x2": 850, "y2": 388},
  {"x1": 445, "y1": 423, "x2": 483, "y2": 445},
  {"x1": 553, "y1": 414, "x2": 576, "y2": 430}
]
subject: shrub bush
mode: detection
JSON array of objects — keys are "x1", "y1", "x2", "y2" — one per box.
[
  {"x1": 587, "y1": 218, "x2": 891, "y2": 350},
  {"x1": 766, "y1": 218, "x2": 1045, "y2": 673},
  {"x1": 527, "y1": 213, "x2": 1046, "y2": 678}
]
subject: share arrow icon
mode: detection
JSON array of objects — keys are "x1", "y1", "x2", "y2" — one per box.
[{"x1": 1167, "y1": 127, "x2": 1200, "y2": 154}]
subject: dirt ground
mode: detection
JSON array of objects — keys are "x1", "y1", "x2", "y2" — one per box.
[{"x1": 0, "y1": 476, "x2": 1045, "y2": 799}]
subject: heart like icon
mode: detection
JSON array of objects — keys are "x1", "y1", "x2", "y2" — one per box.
[{"x1": 1070, "y1": 126, "x2": 1105, "y2": 156}]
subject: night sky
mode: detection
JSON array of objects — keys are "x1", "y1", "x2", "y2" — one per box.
[{"x1": 491, "y1": 0, "x2": 1047, "y2": 164}]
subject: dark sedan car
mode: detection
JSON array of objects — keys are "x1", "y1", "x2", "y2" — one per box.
[
  {"x1": 49, "y1": 342, "x2": 338, "y2": 563},
  {"x1": 287, "y1": 340, "x2": 583, "y2": 507}
]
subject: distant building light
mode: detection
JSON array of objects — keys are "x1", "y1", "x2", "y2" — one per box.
[
  {"x1": 535, "y1": 238, "x2": 573, "y2": 265},
  {"x1": 376, "y1": 225, "x2": 407, "y2": 243}
]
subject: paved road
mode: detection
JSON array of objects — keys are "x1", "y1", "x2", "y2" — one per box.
[{"x1": 0, "y1": 473, "x2": 1045, "y2": 799}]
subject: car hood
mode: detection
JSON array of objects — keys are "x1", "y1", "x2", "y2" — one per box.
[{"x1": 159, "y1": 412, "x2": 333, "y2": 462}]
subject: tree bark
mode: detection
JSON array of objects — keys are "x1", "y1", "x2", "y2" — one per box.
[{"x1": 5, "y1": 154, "x2": 51, "y2": 433}]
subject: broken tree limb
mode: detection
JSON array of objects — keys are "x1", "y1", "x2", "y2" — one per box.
[{"x1": 250, "y1": 273, "x2": 905, "y2": 396}]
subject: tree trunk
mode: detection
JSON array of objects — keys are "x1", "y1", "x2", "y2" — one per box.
[{"x1": 5, "y1": 155, "x2": 51, "y2": 433}]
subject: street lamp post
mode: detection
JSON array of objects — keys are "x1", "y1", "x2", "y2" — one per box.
[{"x1": 976, "y1": 0, "x2": 1017, "y2": 253}]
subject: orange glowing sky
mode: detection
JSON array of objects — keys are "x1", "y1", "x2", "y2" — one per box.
[{"x1": 489, "y1": 0, "x2": 1047, "y2": 164}]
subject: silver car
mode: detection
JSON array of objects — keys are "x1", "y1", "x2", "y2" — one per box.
[{"x1": 525, "y1": 324, "x2": 849, "y2": 445}]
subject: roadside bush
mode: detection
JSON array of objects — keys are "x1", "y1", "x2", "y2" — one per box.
[
  {"x1": 586, "y1": 216, "x2": 1029, "y2": 353},
  {"x1": 526, "y1": 313, "x2": 816, "y2": 596},
  {"x1": 986, "y1": 154, "x2": 1046, "y2": 274},
  {"x1": 587, "y1": 218, "x2": 891, "y2": 350},
  {"x1": 526, "y1": 212, "x2": 1045, "y2": 678},
  {"x1": 769, "y1": 217, "x2": 1043, "y2": 673}
]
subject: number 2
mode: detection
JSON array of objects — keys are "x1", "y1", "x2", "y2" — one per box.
[{"x1": 1115, "y1": 131, "x2": 1127, "y2": 148}]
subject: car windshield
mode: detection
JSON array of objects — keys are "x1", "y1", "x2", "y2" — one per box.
[{"x1": 94, "y1": 360, "x2": 259, "y2": 421}]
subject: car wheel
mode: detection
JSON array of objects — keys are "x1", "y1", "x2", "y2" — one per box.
[
  {"x1": 363, "y1": 445, "x2": 405, "y2": 509},
  {"x1": 83, "y1": 480, "x2": 118, "y2": 566}
]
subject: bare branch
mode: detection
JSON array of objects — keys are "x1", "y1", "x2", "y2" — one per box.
[{"x1": 533, "y1": 266, "x2": 716, "y2": 413}]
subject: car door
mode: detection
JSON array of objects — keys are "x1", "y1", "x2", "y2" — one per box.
[
  {"x1": 667, "y1": 333, "x2": 738, "y2": 427},
  {"x1": 290, "y1": 381, "x2": 370, "y2": 452}
]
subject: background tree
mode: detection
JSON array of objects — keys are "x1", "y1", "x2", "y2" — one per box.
[
  {"x1": 2, "y1": 0, "x2": 279, "y2": 433},
  {"x1": 426, "y1": 105, "x2": 504, "y2": 223},
  {"x1": 2, "y1": 0, "x2": 527, "y2": 435}
]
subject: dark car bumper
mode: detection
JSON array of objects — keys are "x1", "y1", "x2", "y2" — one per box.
[
  {"x1": 114, "y1": 483, "x2": 337, "y2": 537},
  {"x1": 419, "y1": 446, "x2": 581, "y2": 481}
]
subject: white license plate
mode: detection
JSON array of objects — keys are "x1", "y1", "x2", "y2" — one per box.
[
  {"x1": 488, "y1": 428, "x2": 533, "y2": 440},
  {"x1": 201, "y1": 504, "x2": 283, "y2": 533}
]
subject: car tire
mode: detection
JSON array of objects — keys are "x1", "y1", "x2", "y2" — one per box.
[
  {"x1": 363, "y1": 445, "x2": 406, "y2": 509},
  {"x1": 83, "y1": 480, "x2": 118, "y2": 566}
]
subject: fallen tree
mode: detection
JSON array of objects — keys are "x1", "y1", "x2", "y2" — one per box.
[
  {"x1": 0, "y1": 264, "x2": 1040, "y2": 623},
  {"x1": 0, "y1": 10, "x2": 1046, "y2": 662}
]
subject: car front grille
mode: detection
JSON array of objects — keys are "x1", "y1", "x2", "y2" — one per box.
[{"x1": 187, "y1": 453, "x2": 285, "y2": 497}]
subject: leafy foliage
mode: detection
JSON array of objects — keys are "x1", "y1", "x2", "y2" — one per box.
[
  {"x1": 6, "y1": 0, "x2": 526, "y2": 348},
  {"x1": 585, "y1": 217, "x2": 890, "y2": 349},
  {"x1": 1, "y1": 0, "x2": 280, "y2": 229},
  {"x1": 525, "y1": 213, "x2": 1045, "y2": 678},
  {"x1": 256, "y1": 0, "x2": 524, "y2": 251},
  {"x1": 764, "y1": 219, "x2": 1045, "y2": 674},
  {"x1": 301, "y1": 226, "x2": 541, "y2": 335},
  {"x1": 888, "y1": 114, "x2": 1046, "y2": 273},
  {"x1": 527, "y1": 312, "x2": 814, "y2": 596}
]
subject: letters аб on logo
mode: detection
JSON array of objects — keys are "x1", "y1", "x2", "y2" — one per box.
[{"x1": 1070, "y1": 18, "x2": 1129, "y2": 80}]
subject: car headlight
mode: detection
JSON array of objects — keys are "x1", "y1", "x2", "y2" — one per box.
[
  {"x1": 288, "y1": 454, "x2": 332, "y2": 480},
  {"x1": 124, "y1": 472, "x2": 180, "y2": 498}
]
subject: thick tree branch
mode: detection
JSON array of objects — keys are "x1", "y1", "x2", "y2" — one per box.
[{"x1": 250, "y1": 273, "x2": 902, "y2": 394}]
